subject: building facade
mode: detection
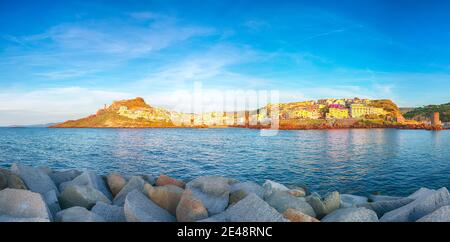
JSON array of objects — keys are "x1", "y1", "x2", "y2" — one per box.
[
  {"x1": 350, "y1": 104, "x2": 385, "y2": 118},
  {"x1": 326, "y1": 107, "x2": 349, "y2": 119}
]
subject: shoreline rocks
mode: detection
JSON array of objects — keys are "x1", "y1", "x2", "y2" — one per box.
[{"x1": 2, "y1": 164, "x2": 450, "y2": 222}]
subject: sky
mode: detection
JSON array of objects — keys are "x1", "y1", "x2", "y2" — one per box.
[{"x1": 1, "y1": 0, "x2": 450, "y2": 125}]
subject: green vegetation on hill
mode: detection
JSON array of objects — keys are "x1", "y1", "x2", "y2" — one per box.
[
  {"x1": 404, "y1": 103, "x2": 450, "y2": 122},
  {"x1": 369, "y1": 99, "x2": 403, "y2": 119}
]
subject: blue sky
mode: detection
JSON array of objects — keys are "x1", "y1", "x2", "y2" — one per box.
[{"x1": 1, "y1": 0, "x2": 450, "y2": 125}]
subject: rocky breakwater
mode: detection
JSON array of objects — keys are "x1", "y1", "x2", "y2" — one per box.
[{"x1": 1, "y1": 164, "x2": 450, "y2": 222}]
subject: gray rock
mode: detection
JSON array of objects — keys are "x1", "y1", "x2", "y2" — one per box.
[
  {"x1": 408, "y1": 187, "x2": 435, "y2": 200},
  {"x1": 124, "y1": 189, "x2": 176, "y2": 222},
  {"x1": 43, "y1": 189, "x2": 61, "y2": 218},
  {"x1": 59, "y1": 171, "x2": 112, "y2": 200},
  {"x1": 369, "y1": 194, "x2": 405, "y2": 202},
  {"x1": 340, "y1": 194, "x2": 368, "y2": 208},
  {"x1": 91, "y1": 202, "x2": 126, "y2": 222},
  {"x1": 262, "y1": 180, "x2": 289, "y2": 199},
  {"x1": 0, "y1": 188, "x2": 52, "y2": 221},
  {"x1": 231, "y1": 181, "x2": 264, "y2": 198},
  {"x1": 359, "y1": 198, "x2": 414, "y2": 218},
  {"x1": 210, "y1": 193, "x2": 286, "y2": 222},
  {"x1": 380, "y1": 187, "x2": 450, "y2": 222},
  {"x1": 265, "y1": 190, "x2": 316, "y2": 217},
  {"x1": 186, "y1": 176, "x2": 234, "y2": 215},
  {"x1": 0, "y1": 168, "x2": 27, "y2": 190},
  {"x1": 0, "y1": 215, "x2": 50, "y2": 222},
  {"x1": 11, "y1": 163, "x2": 58, "y2": 195},
  {"x1": 49, "y1": 169, "x2": 81, "y2": 187},
  {"x1": 113, "y1": 176, "x2": 146, "y2": 206},
  {"x1": 56, "y1": 206, "x2": 105, "y2": 222},
  {"x1": 106, "y1": 172, "x2": 127, "y2": 197},
  {"x1": 229, "y1": 181, "x2": 264, "y2": 205},
  {"x1": 321, "y1": 207, "x2": 378, "y2": 222},
  {"x1": 306, "y1": 191, "x2": 340, "y2": 219},
  {"x1": 59, "y1": 185, "x2": 111, "y2": 209},
  {"x1": 417, "y1": 206, "x2": 450, "y2": 222}
]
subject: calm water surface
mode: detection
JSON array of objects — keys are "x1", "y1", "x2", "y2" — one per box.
[{"x1": 1, "y1": 128, "x2": 449, "y2": 196}]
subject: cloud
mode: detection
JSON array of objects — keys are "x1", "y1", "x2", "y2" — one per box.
[
  {"x1": 302, "y1": 24, "x2": 364, "y2": 41},
  {"x1": 135, "y1": 44, "x2": 259, "y2": 89},
  {"x1": 0, "y1": 14, "x2": 216, "y2": 80}
]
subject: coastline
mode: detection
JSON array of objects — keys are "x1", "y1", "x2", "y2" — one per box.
[
  {"x1": 1, "y1": 164, "x2": 450, "y2": 222},
  {"x1": 47, "y1": 124, "x2": 448, "y2": 131}
]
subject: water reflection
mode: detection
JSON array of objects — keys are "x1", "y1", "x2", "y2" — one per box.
[{"x1": 0, "y1": 128, "x2": 449, "y2": 196}]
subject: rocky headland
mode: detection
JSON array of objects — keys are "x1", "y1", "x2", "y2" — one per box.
[{"x1": 1, "y1": 164, "x2": 450, "y2": 222}]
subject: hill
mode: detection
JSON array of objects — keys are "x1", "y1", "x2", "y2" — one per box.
[
  {"x1": 50, "y1": 97, "x2": 175, "y2": 128},
  {"x1": 404, "y1": 103, "x2": 450, "y2": 122}
]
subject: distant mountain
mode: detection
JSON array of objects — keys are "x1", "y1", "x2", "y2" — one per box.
[
  {"x1": 50, "y1": 97, "x2": 175, "y2": 128},
  {"x1": 404, "y1": 103, "x2": 450, "y2": 122}
]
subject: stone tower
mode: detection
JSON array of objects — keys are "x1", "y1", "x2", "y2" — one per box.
[{"x1": 431, "y1": 112, "x2": 441, "y2": 126}]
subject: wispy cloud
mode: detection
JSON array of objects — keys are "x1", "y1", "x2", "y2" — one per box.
[
  {"x1": 302, "y1": 24, "x2": 363, "y2": 41},
  {"x1": 1, "y1": 14, "x2": 216, "y2": 81}
]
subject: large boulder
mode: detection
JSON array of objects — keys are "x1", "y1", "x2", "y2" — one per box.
[
  {"x1": 113, "y1": 176, "x2": 146, "y2": 206},
  {"x1": 306, "y1": 192, "x2": 340, "y2": 219},
  {"x1": 229, "y1": 181, "x2": 264, "y2": 205},
  {"x1": 91, "y1": 202, "x2": 126, "y2": 222},
  {"x1": 156, "y1": 175, "x2": 185, "y2": 189},
  {"x1": 321, "y1": 207, "x2": 378, "y2": 222},
  {"x1": 380, "y1": 187, "x2": 450, "y2": 222},
  {"x1": 262, "y1": 180, "x2": 289, "y2": 199},
  {"x1": 147, "y1": 184, "x2": 183, "y2": 215},
  {"x1": 11, "y1": 163, "x2": 58, "y2": 195},
  {"x1": 124, "y1": 189, "x2": 176, "y2": 222},
  {"x1": 59, "y1": 171, "x2": 112, "y2": 200},
  {"x1": 0, "y1": 168, "x2": 27, "y2": 190},
  {"x1": 186, "y1": 176, "x2": 235, "y2": 215},
  {"x1": 265, "y1": 191, "x2": 316, "y2": 217},
  {"x1": 283, "y1": 208, "x2": 320, "y2": 222},
  {"x1": 358, "y1": 198, "x2": 414, "y2": 218},
  {"x1": 340, "y1": 194, "x2": 368, "y2": 208},
  {"x1": 176, "y1": 189, "x2": 209, "y2": 222},
  {"x1": 417, "y1": 206, "x2": 450, "y2": 222},
  {"x1": 0, "y1": 188, "x2": 52, "y2": 221},
  {"x1": 408, "y1": 187, "x2": 435, "y2": 200},
  {"x1": 59, "y1": 185, "x2": 111, "y2": 209},
  {"x1": 106, "y1": 172, "x2": 127, "y2": 197},
  {"x1": 49, "y1": 169, "x2": 81, "y2": 187},
  {"x1": 208, "y1": 193, "x2": 286, "y2": 222},
  {"x1": 56, "y1": 206, "x2": 105, "y2": 222}
]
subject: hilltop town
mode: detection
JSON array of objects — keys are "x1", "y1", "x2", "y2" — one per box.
[{"x1": 51, "y1": 97, "x2": 445, "y2": 130}]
